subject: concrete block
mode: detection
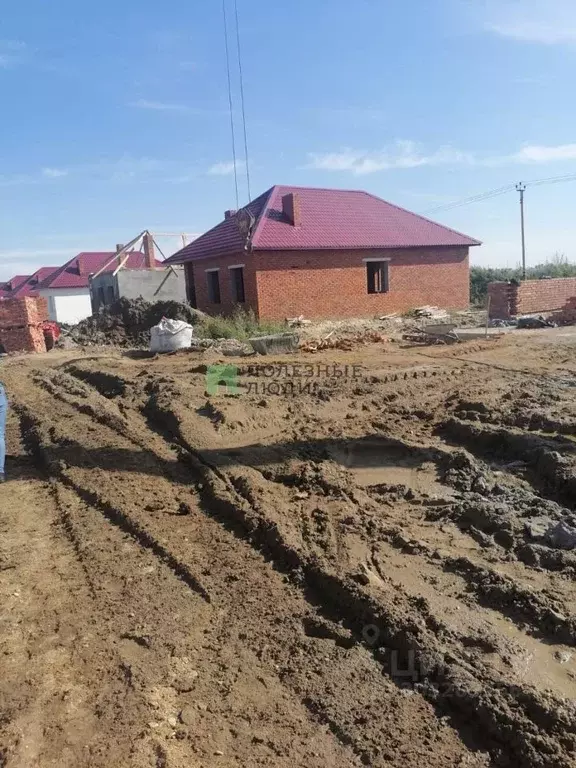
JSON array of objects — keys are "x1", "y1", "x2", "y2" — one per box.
[{"x1": 248, "y1": 333, "x2": 299, "y2": 355}]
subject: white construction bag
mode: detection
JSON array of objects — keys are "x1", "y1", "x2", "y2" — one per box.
[{"x1": 150, "y1": 318, "x2": 194, "y2": 353}]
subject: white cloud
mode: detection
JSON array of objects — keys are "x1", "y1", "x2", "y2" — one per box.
[
  {"x1": 42, "y1": 167, "x2": 68, "y2": 178},
  {"x1": 307, "y1": 141, "x2": 475, "y2": 175},
  {"x1": 308, "y1": 140, "x2": 576, "y2": 175},
  {"x1": 482, "y1": 0, "x2": 576, "y2": 43},
  {"x1": 130, "y1": 99, "x2": 191, "y2": 112},
  {"x1": 207, "y1": 160, "x2": 246, "y2": 176},
  {"x1": 512, "y1": 144, "x2": 576, "y2": 163}
]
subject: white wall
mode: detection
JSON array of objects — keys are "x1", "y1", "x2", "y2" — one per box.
[{"x1": 39, "y1": 288, "x2": 92, "y2": 324}]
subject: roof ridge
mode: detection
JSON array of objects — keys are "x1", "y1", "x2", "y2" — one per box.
[
  {"x1": 273, "y1": 183, "x2": 366, "y2": 194},
  {"x1": 249, "y1": 186, "x2": 277, "y2": 249}
]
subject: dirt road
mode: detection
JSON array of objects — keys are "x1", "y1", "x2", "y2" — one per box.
[{"x1": 2, "y1": 330, "x2": 576, "y2": 767}]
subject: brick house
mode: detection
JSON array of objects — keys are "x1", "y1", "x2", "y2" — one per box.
[{"x1": 166, "y1": 185, "x2": 481, "y2": 320}]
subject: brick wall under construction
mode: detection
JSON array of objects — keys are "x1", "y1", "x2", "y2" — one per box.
[
  {"x1": 0, "y1": 297, "x2": 49, "y2": 353},
  {"x1": 488, "y1": 278, "x2": 576, "y2": 319}
]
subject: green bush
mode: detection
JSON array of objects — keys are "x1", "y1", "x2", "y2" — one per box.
[{"x1": 197, "y1": 307, "x2": 287, "y2": 340}]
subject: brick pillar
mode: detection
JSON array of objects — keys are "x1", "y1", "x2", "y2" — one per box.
[{"x1": 143, "y1": 232, "x2": 156, "y2": 269}]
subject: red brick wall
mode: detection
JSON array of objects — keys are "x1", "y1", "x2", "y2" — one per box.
[
  {"x1": 253, "y1": 247, "x2": 470, "y2": 320},
  {"x1": 517, "y1": 278, "x2": 576, "y2": 316},
  {"x1": 185, "y1": 253, "x2": 259, "y2": 316},
  {"x1": 0, "y1": 297, "x2": 48, "y2": 353},
  {"x1": 488, "y1": 278, "x2": 576, "y2": 318}
]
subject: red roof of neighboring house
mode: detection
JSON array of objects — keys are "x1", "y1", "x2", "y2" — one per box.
[
  {"x1": 39, "y1": 251, "x2": 164, "y2": 290},
  {"x1": 166, "y1": 185, "x2": 481, "y2": 264},
  {"x1": 0, "y1": 275, "x2": 31, "y2": 297},
  {"x1": 10, "y1": 267, "x2": 60, "y2": 298}
]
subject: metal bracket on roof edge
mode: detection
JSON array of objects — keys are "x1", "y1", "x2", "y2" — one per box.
[{"x1": 236, "y1": 208, "x2": 256, "y2": 251}]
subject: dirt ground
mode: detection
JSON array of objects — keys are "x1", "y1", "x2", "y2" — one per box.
[{"x1": 2, "y1": 328, "x2": 576, "y2": 767}]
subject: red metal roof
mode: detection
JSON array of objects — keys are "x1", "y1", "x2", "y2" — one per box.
[
  {"x1": 39, "y1": 252, "x2": 164, "y2": 290},
  {"x1": 1, "y1": 275, "x2": 31, "y2": 294},
  {"x1": 166, "y1": 190, "x2": 271, "y2": 263},
  {"x1": 10, "y1": 267, "x2": 60, "y2": 298},
  {"x1": 166, "y1": 185, "x2": 480, "y2": 264}
]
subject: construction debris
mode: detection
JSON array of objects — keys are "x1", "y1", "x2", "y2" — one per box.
[
  {"x1": 61, "y1": 297, "x2": 204, "y2": 348},
  {"x1": 300, "y1": 329, "x2": 389, "y2": 352},
  {"x1": 287, "y1": 315, "x2": 312, "y2": 328},
  {"x1": 413, "y1": 306, "x2": 451, "y2": 320},
  {"x1": 517, "y1": 315, "x2": 556, "y2": 329}
]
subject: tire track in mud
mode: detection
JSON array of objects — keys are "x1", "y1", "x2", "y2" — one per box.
[
  {"x1": 360, "y1": 517, "x2": 576, "y2": 648},
  {"x1": 438, "y1": 418, "x2": 576, "y2": 510},
  {"x1": 12, "y1": 367, "x2": 490, "y2": 768},
  {"x1": 132, "y1": 371, "x2": 576, "y2": 768},
  {"x1": 41, "y1": 361, "x2": 576, "y2": 766},
  {"x1": 0, "y1": 462, "x2": 159, "y2": 767},
  {"x1": 15, "y1": 402, "x2": 212, "y2": 604},
  {"x1": 36, "y1": 451, "x2": 358, "y2": 767}
]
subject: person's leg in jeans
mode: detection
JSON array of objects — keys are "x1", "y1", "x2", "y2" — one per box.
[{"x1": 0, "y1": 385, "x2": 7, "y2": 479}]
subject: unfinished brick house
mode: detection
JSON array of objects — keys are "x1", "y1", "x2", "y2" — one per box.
[{"x1": 166, "y1": 186, "x2": 481, "y2": 320}]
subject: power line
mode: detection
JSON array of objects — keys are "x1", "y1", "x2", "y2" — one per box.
[
  {"x1": 222, "y1": 0, "x2": 239, "y2": 209},
  {"x1": 422, "y1": 185, "x2": 515, "y2": 215},
  {"x1": 233, "y1": 0, "x2": 251, "y2": 202},
  {"x1": 422, "y1": 171, "x2": 576, "y2": 216},
  {"x1": 528, "y1": 171, "x2": 576, "y2": 188}
]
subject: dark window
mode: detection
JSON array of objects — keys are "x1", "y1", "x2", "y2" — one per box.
[
  {"x1": 106, "y1": 286, "x2": 115, "y2": 304},
  {"x1": 366, "y1": 261, "x2": 389, "y2": 294},
  {"x1": 230, "y1": 267, "x2": 245, "y2": 303},
  {"x1": 207, "y1": 270, "x2": 221, "y2": 304},
  {"x1": 98, "y1": 287, "x2": 105, "y2": 306}
]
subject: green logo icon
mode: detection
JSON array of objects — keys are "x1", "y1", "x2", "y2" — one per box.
[{"x1": 206, "y1": 364, "x2": 239, "y2": 395}]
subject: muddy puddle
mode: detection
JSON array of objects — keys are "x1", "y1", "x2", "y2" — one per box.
[{"x1": 330, "y1": 436, "x2": 452, "y2": 495}]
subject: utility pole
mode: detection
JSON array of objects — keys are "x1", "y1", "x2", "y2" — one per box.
[{"x1": 516, "y1": 182, "x2": 527, "y2": 279}]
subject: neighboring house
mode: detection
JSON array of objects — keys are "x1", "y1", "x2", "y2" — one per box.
[
  {"x1": 0, "y1": 275, "x2": 31, "y2": 299},
  {"x1": 90, "y1": 234, "x2": 181, "y2": 313},
  {"x1": 7, "y1": 267, "x2": 60, "y2": 299},
  {"x1": 165, "y1": 185, "x2": 481, "y2": 320},
  {"x1": 38, "y1": 250, "x2": 163, "y2": 324},
  {"x1": 91, "y1": 267, "x2": 187, "y2": 314}
]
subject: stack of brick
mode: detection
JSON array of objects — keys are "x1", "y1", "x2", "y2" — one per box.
[{"x1": 0, "y1": 296, "x2": 49, "y2": 353}]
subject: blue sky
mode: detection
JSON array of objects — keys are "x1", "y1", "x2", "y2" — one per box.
[{"x1": 1, "y1": 0, "x2": 576, "y2": 280}]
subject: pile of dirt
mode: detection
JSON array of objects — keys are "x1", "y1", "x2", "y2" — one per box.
[{"x1": 60, "y1": 297, "x2": 204, "y2": 348}]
